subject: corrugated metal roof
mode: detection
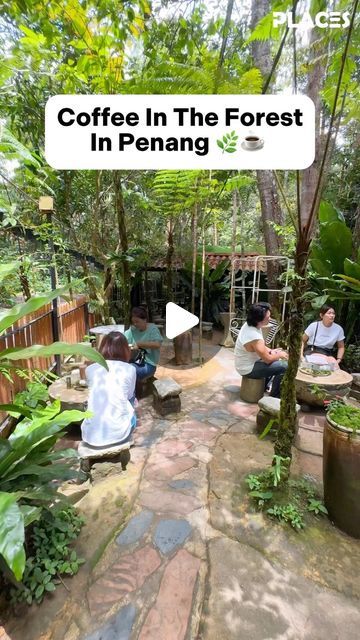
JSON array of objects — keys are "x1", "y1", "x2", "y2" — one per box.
[{"x1": 152, "y1": 253, "x2": 266, "y2": 272}]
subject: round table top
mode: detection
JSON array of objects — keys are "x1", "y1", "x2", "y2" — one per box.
[
  {"x1": 296, "y1": 367, "x2": 353, "y2": 386},
  {"x1": 48, "y1": 377, "x2": 89, "y2": 408},
  {"x1": 90, "y1": 324, "x2": 125, "y2": 335}
]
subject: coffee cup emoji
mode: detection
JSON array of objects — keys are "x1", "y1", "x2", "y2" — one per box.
[{"x1": 243, "y1": 132, "x2": 263, "y2": 150}]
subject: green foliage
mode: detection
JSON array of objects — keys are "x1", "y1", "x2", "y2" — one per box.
[
  {"x1": 180, "y1": 257, "x2": 230, "y2": 323},
  {"x1": 308, "y1": 201, "x2": 360, "y2": 339},
  {"x1": 258, "y1": 417, "x2": 277, "y2": 440},
  {"x1": 245, "y1": 474, "x2": 262, "y2": 491},
  {"x1": 307, "y1": 499, "x2": 328, "y2": 516},
  {"x1": 0, "y1": 125, "x2": 40, "y2": 167},
  {"x1": 245, "y1": 459, "x2": 327, "y2": 531},
  {"x1": 246, "y1": 0, "x2": 292, "y2": 45},
  {"x1": 267, "y1": 504, "x2": 304, "y2": 530},
  {"x1": 328, "y1": 403, "x2": 360, "y2": 432},
  {"x1": 13, "y1": 381, "x2": 49, "y2": 410},
  {"x1": 9, "y1": 506, "x2": 85, "y2": 605},
  {"x1": 0, "y1": 266, "x2": 108, "y2": 370},
  {"x1": 0, "y1": 394, "x2": 90, "y2": 580},
  {"x1": 343, "y1": 342, "x2": 360, "y2": 373},
  {"x1": 217, "y1": 131, "x2": 238, "y2": 154},
  {"x1": 269, "y1": 455, "x2": 290, "y2": 487},
  {"x1": 0, "y1": 492, "x2": 25, "y2": 581},
  {"x1": 311, "y1": 220, "x2": 352, "y2": 277}
]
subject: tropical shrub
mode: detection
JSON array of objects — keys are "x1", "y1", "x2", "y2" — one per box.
[
  {"x1": 0, "y1": 261, "x2": 105, "y2": 583},
  {"x1": 343, "y1": 342, "x2": 360, "y2": 373},
  {"x1": 0, "y1": 399, "x2": 90, "y2": 580},
  {"x1": 244, "y1": 455, "x2": 328, "y2": 531},
  {"x1": 327, "y1": 402, "x2": 360, "y2": 433},
  {"x1": 308, "y1": 201, "x2": 360, "y2": 340},
  {"x1": 9, "y1": 506, "x2": 85, "y2": 605},
  {"x1": 180, "y1": 257, "x2": 230, "y2": 323}
]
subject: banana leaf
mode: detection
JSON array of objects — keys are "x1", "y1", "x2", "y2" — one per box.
[
  {"x1": 0, "y1": 342, "x2": 108, "y2": 369},
  {"x1": 0, "y1": 492, "x2": 25, "y2": 580}
]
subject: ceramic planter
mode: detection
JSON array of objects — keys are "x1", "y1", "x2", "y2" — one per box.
[{"x1": 323, "y1": 413, "x2": 360, "y2": 538}]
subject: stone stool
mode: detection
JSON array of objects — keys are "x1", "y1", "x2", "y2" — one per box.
[
  {"x1": 153, "y1": 378, "x2": 182, "y2": 416},
  {"x1": 256, "y1": 396, "x2": 300, "y2": 437},
  {"x1": 78, "y1": 440, "x2": 132, "y2": 473},
  {"x1": 240, "y1": 377, "x2": 265, "y2": 403}
]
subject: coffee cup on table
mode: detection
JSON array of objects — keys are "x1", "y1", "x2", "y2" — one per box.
[{"x1": 244, "y1": 132, "x2": 263, "y2": 149}]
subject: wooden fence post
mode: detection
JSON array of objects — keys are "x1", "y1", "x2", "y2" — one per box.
[{"x1": 39, "y1": 196, "x2": 61, "y2": 375}]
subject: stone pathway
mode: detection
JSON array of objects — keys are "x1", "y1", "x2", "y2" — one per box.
[
  {"x1": 82, "y1": 371, "x2": 251, "y2": 640},
  {"x1": 2, "y1": 345, "x2": 360, "y2": 640}
]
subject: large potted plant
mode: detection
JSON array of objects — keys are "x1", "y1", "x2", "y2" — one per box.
[{"x1": 323, "y1": 400, "x2": 360, "y2": 538}]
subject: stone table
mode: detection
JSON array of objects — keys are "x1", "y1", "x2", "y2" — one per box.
[
  {"x1": 295, "y1": 367, "x2": 353, "y2": 407},
  {"x1": 48, "y1": 377, "x2": 89, "y2": 412},
  {"x1": 90, "y1": 324, "x2": 125, "y2": 348}
]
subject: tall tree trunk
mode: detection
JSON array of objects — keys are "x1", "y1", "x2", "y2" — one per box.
[
  {"x1": 113, "y1": 171, "x2": 131, "y2": 324},
  {"x1": 251, "y1": 0, "x2": 284, "y2": 307},
  {"x1": 229, "y1": 188, "x2": 238, "y2": 316},
  {"x1": 213, "y1": 223, "x2": 218, "y2": 246},
  {"x1": 166, "y1": 219, "x2": 174, "y2": 302},
  {"x1": 275, "y1": 25, "x2": 333, "y2": 468},
  {"x1": 352, "y1": 204, "x2": 360, "y2": 259},
  {"x1": 275, "y1": 245, "x2": 308, "y2": 461},
  {"x1": 213, "y1": 0, "x2": 234, "y2": 93},
  {"x1": 299, "y1": 28, "x2": 324, "y2": 233},
  {"x1": 199, "y1": 220, "x2": 206, "y2": 365},
  {"x1": 191, "y1": 202, "x2": 198, "y2": 315}
]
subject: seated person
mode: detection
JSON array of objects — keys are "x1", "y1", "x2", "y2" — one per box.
[
  {"x1": 234, "y1": 302, "x2": 288, "y2": 398},
  {"x1": 302, "y1": 305, "x2": 345, "y2": 367},
  {"x1": 125, "y1": 306, "x2": 163, "y2": 380},
  {"x1": 81, "y1": 332, "x2": 136, "y2": 447}
]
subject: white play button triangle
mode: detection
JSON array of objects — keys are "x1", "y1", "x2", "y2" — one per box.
[{"x1": 165, "y1": 302, "x2": 199, "y2": 339}]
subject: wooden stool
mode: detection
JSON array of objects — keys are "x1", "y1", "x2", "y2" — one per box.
[
  {"x1": 153, "y1": 378, "x2": 182, "y2": 416},
  {"x1": 240, "y1": 377, "x2": 265, "y2": 403},
  {"x1": 78, "y1": 440, "x2": 132, "y2": 473}
]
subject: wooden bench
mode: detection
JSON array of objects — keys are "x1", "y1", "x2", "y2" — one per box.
[
  {"x1": 153, "y1": 378, "x2": 182, "y2": 416},
  {"x1": 78, "y1": 440, "x2": 132, "y2": 473}
]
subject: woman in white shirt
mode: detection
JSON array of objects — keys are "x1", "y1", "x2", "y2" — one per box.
[
  {"x1": 235, "y1": 303, "x2": 288, "y2": 398},
  {"x1": 81, "y1": 332, "x2": 136, "y2": 447},
  {"x1": 302, "y1": 305, "x2": 345, "y2": 366}
]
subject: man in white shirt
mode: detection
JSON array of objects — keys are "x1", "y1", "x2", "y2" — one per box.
[{"x1": 235, "y1": 303, "x2": 288, "y2": 398}]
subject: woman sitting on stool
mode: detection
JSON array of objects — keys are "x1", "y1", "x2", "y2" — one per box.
[
  {"x1": 235, "y1": 303, "x2": 288, "y2": 398},
  {"x1": 302, "y1": 304, "x2": 345, "y2": 367},
  {"x1": 81, "y1": 332, "x2": 136, "y2": 447},
  {"x1": 125, "y1": 306, "x2": 163, "y2": 380}
]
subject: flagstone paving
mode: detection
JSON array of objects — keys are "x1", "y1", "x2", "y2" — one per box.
[{"x1": 2, "y1": 346, "x2": 360, "y2": 640}]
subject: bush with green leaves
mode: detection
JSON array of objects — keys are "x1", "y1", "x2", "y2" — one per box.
[
  {"x1": 0, "y1": 399, "x2": 90, "y2": 581},
  {"x1": 13, "y1": 381, "x2": 49, "y2": 409},
  {"x1": 244, "y1": 456, "x2": 328, "y2": 531},
  {"x1": 0, "y1": 260, "x2": 107, "y2": 582},
  {"x1": 9, "y1": 506, "x2": 85, "y2": 605},
  {"x1": 327, "y1": 402, "x2": 360, "y2": 433},
  {"x1": 343, "y1": 342, "x2": 360, "y2": 373}
]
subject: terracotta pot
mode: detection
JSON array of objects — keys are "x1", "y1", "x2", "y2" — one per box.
[{"x1": 323, "y1": 414, "x2": 360, "y2": 538}]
